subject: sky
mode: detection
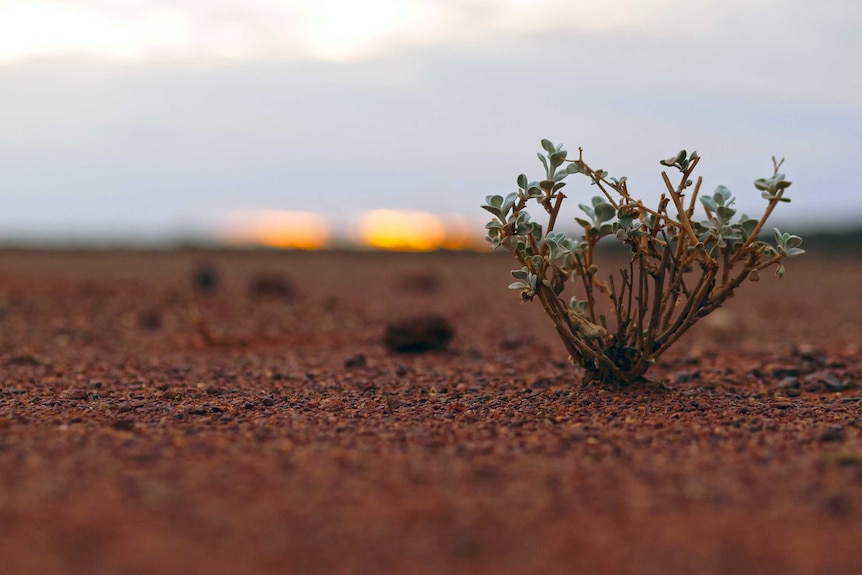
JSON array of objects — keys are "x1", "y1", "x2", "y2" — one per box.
[{"x1": 0, "y1": 0, "x2": 860, "y2": 246}]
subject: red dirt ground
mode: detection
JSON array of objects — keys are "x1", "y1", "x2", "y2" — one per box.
[{"x1": 1, "y1": 250, "x2": 860, "y2": 575}]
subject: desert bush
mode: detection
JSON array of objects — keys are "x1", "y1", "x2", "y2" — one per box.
[{"x1": 483, "y1": 140, "x2": 803, "y2": 385}]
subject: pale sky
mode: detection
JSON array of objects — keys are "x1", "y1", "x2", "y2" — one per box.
[{"x1": 0, "y1": 0, "x2": 860, "y2": 243}]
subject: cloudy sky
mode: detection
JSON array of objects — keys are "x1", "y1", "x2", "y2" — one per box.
[{"x1": 0, "y1": 0, "x2": 859, "y2": 244}]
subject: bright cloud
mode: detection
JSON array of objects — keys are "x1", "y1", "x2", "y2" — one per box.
[{"x1": 0, "y1": 0, "x2": 828, "y2": 64}]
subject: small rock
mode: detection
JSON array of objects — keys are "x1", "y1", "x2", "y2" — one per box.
[
  {"x1": 820, "y1": 425, "x2": 845, "y2": 442},
  {"x1": 501, "y1": 336, "x2": 530, "y2": 351},
  {"x1": 530, "y1": 377, "x2": 553, "y2": 389},
  {"x1": 776, "y1": 376, "x2": 800, "y2": 389},
  {"x1": 771, "y1": 366, "x2": 801, "y2": 378},
  {"x1": 117, "y1": 401, "x2": 144, "y2": 413},
  {"x1": 6, "y1": 354, "x2": 50, "y2": 367},
  {"x1": 248, "y1": 274, "x2": 294, "y2": 301},
  {"x1": 384, "y1": 314, "x2": 455, "y2": 354},
  {"x1": 192, "y1": 264, "x2": 220, "y2": 294},
  {"x1": 824, "y1": 493, "x2": 853, "y2": 517},
  {"x1": 399, "y1": 273, "x2": 442, "y2": 293},
  {"x1": 776, "y1": 376, "x2": 801, "y2": 397},
  {"x1": 832, "y1": 449, "x2": 862, "y2": 467},
  {"x1": 804, "y1": 371, "x2": 847, "y2": 392},
  {"x1": 344, "y1": 354, "x2": 367, "y2": 369},
  {"x1": 138, "y1": 310, "x2": 162, "y2": 330},
  {"x1": 112, "y1": 418, "x2": 135, "y2": 431}
]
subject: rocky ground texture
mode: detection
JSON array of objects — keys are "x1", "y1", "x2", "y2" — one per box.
[{"x1": 1, "y1": 250, "x2": 860, "y2": 575}]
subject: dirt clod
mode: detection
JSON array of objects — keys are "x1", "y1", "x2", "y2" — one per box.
[
  {"x1": 248, "y1": 274, "x2": 295, "y2": 301},
  {"x1": 192, "y1": 263, "x2": 220, "y2": 294},
  {"x1": 383, "y1": 314, "x2": 455, "y2": 353}
]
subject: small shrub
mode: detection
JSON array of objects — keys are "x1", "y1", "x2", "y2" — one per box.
[{"x1": 483, "y1": 140, "x2": 803, "y2": 385}]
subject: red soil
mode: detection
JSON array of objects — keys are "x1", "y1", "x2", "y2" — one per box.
[{"x1": 0, "y1": 250, "x2": 860, "y2": 575}]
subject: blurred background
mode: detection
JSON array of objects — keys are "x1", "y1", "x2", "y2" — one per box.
[{"x1": 0, "y1": 0, "x2": 860, "y2": 250}]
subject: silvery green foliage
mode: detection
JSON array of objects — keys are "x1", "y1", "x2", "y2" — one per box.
[{"x1": 482, "y1": 140, "x2": 803, "y2": 384}]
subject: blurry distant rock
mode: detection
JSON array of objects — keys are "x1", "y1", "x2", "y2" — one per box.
[
  {"x1": 248, "y1": 274, "x2": 295, "y2": 301},
  {"x1": 138, "y1": 310, "x2": 162, "y2": 331},
  {"x1": 384, "y1": 314, "x2": 454, "y2": 353},
  {"x1": 399, "y1": 272, "x2": 442, "y2": 294},
  {"x1": 192, "y1": 263, "x2": 220, "y2": 294}
]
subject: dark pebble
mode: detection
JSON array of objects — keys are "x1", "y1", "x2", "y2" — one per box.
[
  {"x1": 820, "y1": 425, "x2": 845, "y2": 442},
  {"x1": 804, "y1": 371, "x2": 847, "y2": 392},
  {"x1": 248, "y1": 274, "x2": 295, "y2": 301},
  {"x1": 344, "y1": 354, "x2": 367, "y2": 369},
  {"x1": 776, "y1": 376, "x2": 800, "y2": 389},
  {"x1": 772, "y1": 367, "x2": 801, "y2": 378},
  {"x1": 384, "y1": 314, "x2": 455, "y2": 353},
  {"x1": 192, "y1": 264, "x2": 220, "y2": 294},
  {"x1": 112, "y1": 418, "x2": 135, "y2": 431},
  {"x1": 138, "y1": 310, "x2": 162, "y2": 331},
  {"x1": 399, "y1": 273, "x2": 442, "y2": 293}
]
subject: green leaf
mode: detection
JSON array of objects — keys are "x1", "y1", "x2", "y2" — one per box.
[
  {"x1": 508, "y1": 281, "x2": 529, "y2": 290},
  {"x1": 595, "y1": 202, "x2": 616, "y2": 224},
  {"x1": 517, "y1": 174, "x2": 528, "y2": 189},
  {"x1": 487, "y1": 195, "x2": 504, "y2": 208},
  {"x1": 700, "y1": 196, "x2": 718, "y2": 212},
  {"x1": 549, "y1": 151, "x2": 568, "y2": 168},
  {"x1": 714, "y1": 185, "x2": 732, "y2": 205},
  {"x1": 716, "y1": 205, "x2": 736, "y2": 221},
  {"x1": 537, "y1": 153, "x2": 549, "y2": 175},
  {"x1": 531, "y1": 222, "x2": 543, "y2": 240},
  {"x1": 740, "y1": 218, "x2": 758, "y2": 238},
  {"x1": 541, "y1": 139, "x2": 556, "y2": 154},
  {"x1": 574, "y1": 217, "x2": 592, "y2": 229},
  {"x1": 531, "y1": 255, "x2": 544, "y2": 270}
]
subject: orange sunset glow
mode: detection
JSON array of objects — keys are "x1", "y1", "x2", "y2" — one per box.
[
  {"x1": 218, "y1": 209, "x2": 485, "y2": 251},
  {"x1": 220, "y1": 210, "x2": 329, "y2": 249},
  {"x1": 357, "y1": 210, "x2": 447, "y2": 251}
]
